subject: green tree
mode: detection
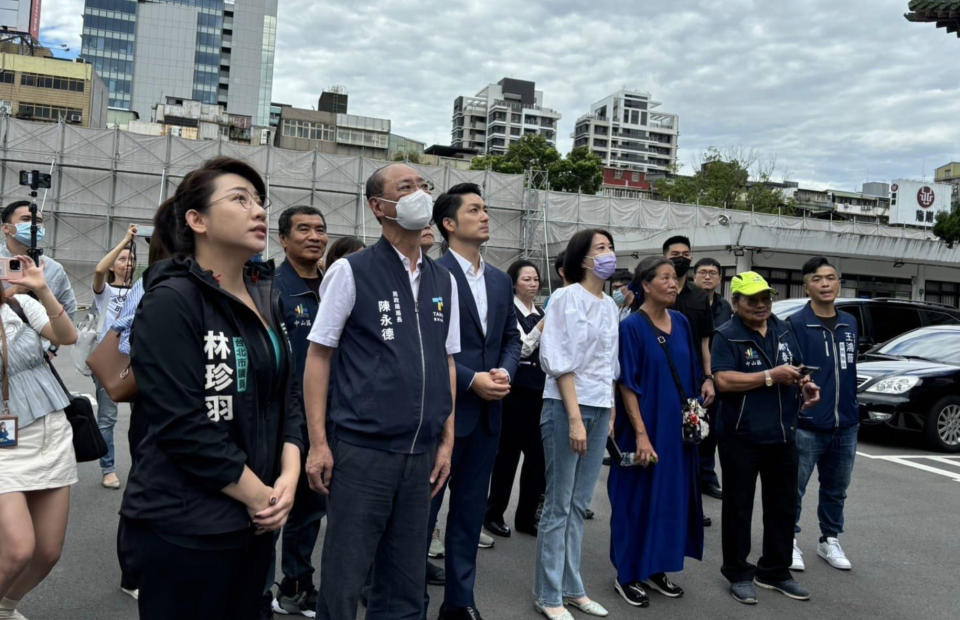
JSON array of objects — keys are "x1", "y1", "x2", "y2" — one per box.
[
  {"x1": 391, "y1": 151, "x2": 423, "y2": 164},
  {"x1": 933, "y1": 209, "x2": 960, "y2": 248},
  {"x1": 469, "y1": 135, "x2": 603, "y2": 194},
  {"x1": 655, "y1": 146, "x2": 792, "y2": 213}
]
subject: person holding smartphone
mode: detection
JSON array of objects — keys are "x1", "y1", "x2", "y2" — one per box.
[
  {"x1": 91, "y1": 223, "x2": 138, "y2": 490},
  {"x1": 0, "y1": 255, "x2": 78, "y2": 620},
  {"x1": 711, "y1": 272, "x2": 820, "y2": 606},
  {"x1": 786, "y1": 257, "x2": 859, "y2": 572}
]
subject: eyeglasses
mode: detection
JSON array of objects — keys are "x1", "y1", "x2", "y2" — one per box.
[
  {"x1": 696, "y1": 270, "x2": 720, "y2": 278},
  {"x1": 393, "y1": 179, "x2": 435, "y2": 195},
  {"x1": 211, "y1": 190, "x2": 270, "y2": 211}
]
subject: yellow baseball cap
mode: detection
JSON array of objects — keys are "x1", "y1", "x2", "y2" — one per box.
[{"x1": 730, "y1": 271, "x2": 779, "y2": 297}]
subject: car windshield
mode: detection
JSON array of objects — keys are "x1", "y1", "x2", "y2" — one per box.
[
  {"x1": 772, "y1": 300, "x2": 807, "y2": 319},
  {"x1": 874, "y1": 328, "x2": 960, "y2": 365}
]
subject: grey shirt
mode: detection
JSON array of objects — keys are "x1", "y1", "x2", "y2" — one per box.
[{"x1": 0, "y1": 241, "x2": 77, "y2": 321}]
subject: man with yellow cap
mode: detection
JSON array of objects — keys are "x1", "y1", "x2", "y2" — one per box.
[{"x1": 710, "y1": 272, "x2": 821, "y2": 606}]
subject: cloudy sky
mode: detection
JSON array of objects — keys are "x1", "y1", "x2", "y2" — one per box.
[{"x1": 38, "y1": 0, "x2": 960, "y2": 190}]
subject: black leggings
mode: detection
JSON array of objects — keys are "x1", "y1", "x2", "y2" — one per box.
[{"x1": 120, "y1": 519, "x2": 272, "y2": 620}]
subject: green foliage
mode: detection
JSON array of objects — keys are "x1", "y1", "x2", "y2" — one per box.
[
  {"x1": 655, "y1": 146, "x2": 792, "y2": 214},
  {"x1": 391, "y1": 151, "x2": 423, "y2": 164},
  {"x1": 933, "y1": 209, "x2": 960, "y2": 248},
  {"x1": 469, "y1": 135, "x2": 604, "y2": 194}
]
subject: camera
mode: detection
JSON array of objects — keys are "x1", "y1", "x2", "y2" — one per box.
[{"x1": 19, "y1": 170, "x2": 52, "y2": 190}]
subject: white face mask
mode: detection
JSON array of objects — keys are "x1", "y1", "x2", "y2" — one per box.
[{"x1": 380, "y1": 190, "x2": 433, "y2": 231}]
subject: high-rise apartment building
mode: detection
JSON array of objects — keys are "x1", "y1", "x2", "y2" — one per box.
[
  {"x1": 452, "y1": 78, "x2": 561, "y2": 155},
  {"x1": 80, "y1": 0, "x2": 277, "y2": 128},
  {"x1": 572, "y1": 89, "x2": 678, "y2": 175}
]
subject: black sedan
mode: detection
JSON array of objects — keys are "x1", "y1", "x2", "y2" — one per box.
[{"x1": 858, "y1": 325, "x2": 960, "y2": 452}]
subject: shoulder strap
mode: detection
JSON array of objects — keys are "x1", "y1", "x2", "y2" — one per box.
[
  {"x1": 638, "y1": 309, "x2": 689, "y2": 406},
  {"x1": 0, "y1": 305, "x2": 9, "y2": 412},
  {"x1": 7, "y1": 298, "x2": 72, "y2": 400},
  {"x1": 6, "y1": 297, "x2": 28, "y2": 324}
]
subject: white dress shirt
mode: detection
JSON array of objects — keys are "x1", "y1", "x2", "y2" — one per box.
[
  {"x1": 449, "y1": 249, "x2": 487, "y2": 336},
  {"x1": 540, "y1": 283, "x2": 620, "y2": 409},
  {"x1": 307, "y1": 246, "x2": 461, "y2": 355},
  {"x1": 514, "y1": 296, "x2": 544, "y2": 360}
]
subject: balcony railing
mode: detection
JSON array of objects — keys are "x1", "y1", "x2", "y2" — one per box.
[{"x1": 492, "y1": 99, "x2": 560, "y2": 116}]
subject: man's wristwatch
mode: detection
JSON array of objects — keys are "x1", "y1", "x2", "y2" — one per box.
[
  {"x1": 764, "y1": 370, "x2": 773, "y2": 387},
  {"x1": 704, "y1": 374, "x2": 715, "y2": 382}
]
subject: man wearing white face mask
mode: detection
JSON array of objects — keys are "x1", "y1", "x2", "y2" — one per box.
[
  {"x1": 304, "y1": 164, "x2": 461, "y2": 620},
  {"x1": 1, "y1": 201, "x2": 77, "y2": 321}
]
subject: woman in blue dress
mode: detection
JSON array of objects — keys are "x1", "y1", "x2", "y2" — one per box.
[{"x1": 609, "y1": 256, "x2": 704, "y2": 608}]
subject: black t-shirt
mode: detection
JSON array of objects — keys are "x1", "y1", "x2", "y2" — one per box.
[
  {"x1": 673, "y1": 280, "x2": 714, "y2": 367},
  {"x1": 304, "y1": 275, "x2": 322, "y2": 299},
  {"x1": 817, "y1": 313, "x2": 839, "y2": 332}
]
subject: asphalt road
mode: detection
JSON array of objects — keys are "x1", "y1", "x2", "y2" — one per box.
[{"x1": 16, "y1": 356, "x2": 960, "y2": 620}]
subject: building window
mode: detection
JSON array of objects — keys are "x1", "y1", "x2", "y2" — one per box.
[
  {"x1": 510, "y1": 127, "x2": 521, "y2": 136},
  {"x1": 0, "y1": 71, "x2": 14, "y2": 84},
  {"x1": 511, "y1": 113, "x2": 521, "y2": 123},
  {"x1": 614, "y1": 170, "x2": 623, "y2": 180},
  {"x1": 20, "y1": 73, "x2": 86, "y2": 93},
  {"x1": 17, "y1": 103, "x2": 82, "y2": 123},
  {"x1": 632, "y1": 172, "x2": 640, "y2": 182}
]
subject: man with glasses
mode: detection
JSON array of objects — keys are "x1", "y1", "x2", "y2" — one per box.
[
  {"x1": 304, "y1": 163, "x2": 460, "y2": 620},
  {"x1": 663, "y1": 236, "x2": 716, "y2": 524},
  {"x1": 712, "y1": 272, "x2": 820, "y2": 605},
  {"x1": 693, "y1": 257, "x2": 733, "y2": 501}
]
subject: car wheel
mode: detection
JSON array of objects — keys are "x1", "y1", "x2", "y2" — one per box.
[{"x1": 924, "y1": 396, "x2": 960, "y2": 453}]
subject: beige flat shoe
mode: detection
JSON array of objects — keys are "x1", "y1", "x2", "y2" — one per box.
[
  {"x1": 102, "y1": 473, "x2": 121, "y2": 489},
  {"x1": 534, "y1": 600, "x2": 574, "y2": 620},
  {"x1": 564, "y1": 597, "x2": 609, "y2": 617}
]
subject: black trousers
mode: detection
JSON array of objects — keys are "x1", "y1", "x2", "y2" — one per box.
[
  {"x1": 485, "y1": 386, "x2": 545, "y2": 527},
  {"x1": 120, "y1": 518, "x2": 273, "y2": 620},
  {"x1": 718, "y1": 438, "x2": 798, "y2": 584},
  {"x1": 118, "y1": 404, "x2": 148, "y2": 591},
  {"x1": 317, "y1": 438, "x2": 433, "y2": 620},
  {"x1": 699, "y1": 401, "x2": 721, "y2": 486}
]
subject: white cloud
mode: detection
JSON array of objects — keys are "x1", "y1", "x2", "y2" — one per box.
[{"x1": 39, "y1": 0, "x2": 960, "y2": 191}]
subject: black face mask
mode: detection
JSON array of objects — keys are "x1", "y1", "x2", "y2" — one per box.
[{"x1": 671, "y1": 256, "x2": 691, "y2": 279}]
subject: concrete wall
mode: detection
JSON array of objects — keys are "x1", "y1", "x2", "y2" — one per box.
[{"x1": 131, "y1": 3, "x2": 199, "y2": 120}]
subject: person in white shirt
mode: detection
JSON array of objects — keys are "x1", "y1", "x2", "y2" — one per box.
[
  {"x1": 534, "y1": 229, "x2": 620, "y2": 620},
  {"x1": 92, "y1": 224, "x2": 137, "y2": 490}
]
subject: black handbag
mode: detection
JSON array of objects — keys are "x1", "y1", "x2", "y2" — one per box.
[
  {"x1": 6, "y1": 298, "x2": 107, "y2": 463},
  {"x1": 638, "y1": 310, "x2": 707, "y2": 445},
  {"x1": 47, "y1": 359, "x2": 107, "y2": 463}
]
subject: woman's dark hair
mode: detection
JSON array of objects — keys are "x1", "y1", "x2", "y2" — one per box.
[
  {"x1": 506, "y1": 259, "x2": 540, "y2": 286},
  {"x1": 149, "y1": 198, "x2": 178, "y2": 265},
  {"x1": 562, "y1": 228, "x2": 614, "y2": 284},
  {"x1": 326, "y1": 236, "x2": 365, "y2": 268},
  {"x1": 166, "y1": 157, "x2": 267, "y2": 256},
  {"x1": 630, "y1": 256, "x2": 673, "y2": 309},
  {"x1": 553, "y1": 250, "x2": 566, "y2": 279}
]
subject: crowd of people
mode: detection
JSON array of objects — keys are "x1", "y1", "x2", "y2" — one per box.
[{"x1": 0, "y1": 157, "x2": 864, "y2": 620}]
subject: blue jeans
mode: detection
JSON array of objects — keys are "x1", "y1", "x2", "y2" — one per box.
[
  {"x1": 95, "y1": 377, "x2": 119, "y2": 475},
  {"x1": 795, "y1": 425, "x2": 858, "y2": 539},
  {"x1": 535, "y1": 399, "x2": 610, "y2": 607}
]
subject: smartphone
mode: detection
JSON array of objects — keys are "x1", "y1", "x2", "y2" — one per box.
[
  {"x1": 798, "y1": 365, "x2": 821, "y2": 376},
  {"x1": 0, "y1": 258, "x2": 24, "y2": 282},
  {"x1": 137, "y1": 225, "x2": 155, "y2": 238}
]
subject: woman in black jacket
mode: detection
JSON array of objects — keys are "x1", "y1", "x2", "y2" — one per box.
[{"x1": 119, "y1": 157, "x2": 304, "y2": 620}]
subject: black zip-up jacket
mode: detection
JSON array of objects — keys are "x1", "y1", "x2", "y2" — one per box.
[{"x1": 120, "y1": 257, "x2": 304, "y2": 536}]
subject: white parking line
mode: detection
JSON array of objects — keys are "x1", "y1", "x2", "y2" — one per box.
[{"x1": 857, "y1": 451, "x2": 960, "y2": 482}]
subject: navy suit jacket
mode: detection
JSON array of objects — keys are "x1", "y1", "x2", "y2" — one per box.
[{"x1": 438, "y1": 251, "x2": 521, "y2": 438}]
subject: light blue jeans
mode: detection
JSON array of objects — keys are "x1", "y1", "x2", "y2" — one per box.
[
  {"x1": 535, "y1": 398, "x2": 610, "y2": 607},
  {"x1": 95, "y1": 377, "x2": 119, "y2": 475}
]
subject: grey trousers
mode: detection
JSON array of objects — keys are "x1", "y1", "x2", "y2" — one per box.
[{"x1": 316, "y1": 437, "x2": 433, "y2": 620}]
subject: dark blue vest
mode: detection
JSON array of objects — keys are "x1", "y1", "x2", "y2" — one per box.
[
  {"x1": 514, "y1": 304, "x2": 546, "y2": 391},
  {"x1": 329, "y1": 236, "x2": 453, "y2": 454}
]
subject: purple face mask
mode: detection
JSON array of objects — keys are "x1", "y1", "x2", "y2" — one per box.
[{"x1": 588, "y1": 252, "x2": 617, "y2": 280}]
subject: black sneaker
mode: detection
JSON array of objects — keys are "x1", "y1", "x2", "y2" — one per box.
[
  {"x1": 730, "y1": 581, "x2": 757, "y2": 605},
  {"x1": 275, "y1": 581, "x2": 319, "y2": 618},
  {"x1": 643, "y1": 573, "x2": 684, "y2": 598},
  {"x1": 753, "y1": 577, "x2": 810, "y2": 601},
  {"x1": 614, "y1": 580, "x2": 650, "y2": 607},
  {"x1": 260, "y1": 593, "x2": 275, "y2": 620}
]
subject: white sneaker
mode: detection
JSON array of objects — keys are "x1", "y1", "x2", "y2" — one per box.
[
  {"x1": 478, "y1": 531, "x2": 495, "y2": 549},
  {"x1": 790, "y1": 538, "x2": 805, "y2": 571},
  {"x1": 0, "y1": 608, "x2": 28, "y2": 619},
  {"x1": 121, "y1": 587, "x2": 139, "y2": 600},
  {"x1": 429, "y1": 526, "x2": 445, "y2": 558},
  {"x1": 817, "y1": 537, "x2": 852, "y2": 570}
]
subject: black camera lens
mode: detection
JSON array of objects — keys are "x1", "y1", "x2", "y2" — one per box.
[{"x1": 9, "y1": 260, "x2": 20, "y2": 270}]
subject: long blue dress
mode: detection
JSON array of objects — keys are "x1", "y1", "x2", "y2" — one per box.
[{"x1": 608, "y1": 310, "x2": 704, "y2": 583}]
